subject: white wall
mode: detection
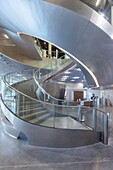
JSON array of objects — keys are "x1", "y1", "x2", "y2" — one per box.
[
  {"x1": 65, "y1": 83, "x2": 84, "y2": 101},
  {"x1": 86, "y1": 89, "x2": 113, "y2": 106}
]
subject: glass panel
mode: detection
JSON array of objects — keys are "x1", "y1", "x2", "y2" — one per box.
[
  {"x1": 1, "y1": 56, "x2": 109, "y2": 144},
  {"x1": 96, "y1": 109, "x2": 104, "y2": 131},
  {"x1": 34, "y1": 51, "x2": 71, "y2": 105}
]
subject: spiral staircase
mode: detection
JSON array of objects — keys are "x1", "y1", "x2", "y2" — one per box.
[{"x1": 0, "y1": 0, "x2": 112, "y2": 147}]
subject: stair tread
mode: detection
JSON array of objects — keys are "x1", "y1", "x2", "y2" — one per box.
[
  {"x1": 19, "y1": 107, "x2": 43, "y2": 113},
  {"x1": 20, "y1": 110, "x2": 47, "y2": 119},
  {"x1": 40, "y1": 116, "x2": 88, "y2": 129},
  {"x1": 29, "y1": 113, "x2": 51, "y2": 123},
  {"x1": 19, "y1": 103, "x2": 42, "y2": 107}
]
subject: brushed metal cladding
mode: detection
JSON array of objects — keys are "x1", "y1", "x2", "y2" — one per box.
[
  {"x1": 5, "y1": 30, "x2": 42, "y2": 60},
  {"x1": 43, "y1": 0, "x2": 94, "y2": 20},
  {"x1": 75, "y1": 22, "x2": 113, "y2": 86},
  {"x1": 1, "y1": 100, "x2": 101, "y2": 148},
  {"x1": 1, "y1": 116, "x2": 20, "y2": 139},
  {"x1": 0, "y1": 0, "x2": 113, "y2": 86}
]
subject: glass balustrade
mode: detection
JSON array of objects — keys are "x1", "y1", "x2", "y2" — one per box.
[
  {"x1": 1, "y1": 65, "x2": 110, "y2": 144},
  {"x1": 34, "y1": 52, "x2": 72, "y2": 105}
]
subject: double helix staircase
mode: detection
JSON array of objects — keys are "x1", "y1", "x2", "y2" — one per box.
[{"x1": 0, "y1": 56, "x2": 109, "y2": 147}]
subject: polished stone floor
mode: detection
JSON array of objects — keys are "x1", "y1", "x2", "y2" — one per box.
[{"x1": 1, "y1": 107, "x2": 113, "y2": 170}]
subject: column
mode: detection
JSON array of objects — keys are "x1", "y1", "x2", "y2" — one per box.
[
  {"x1": 42, "y1": 49, "x2": 46, "y2": 58},
  {"x1": 48, "y1": 43, "x2": 52, "y2": 58},
  {"x1": 111, "y1": 6, "x2": 113, "y2": 25}
]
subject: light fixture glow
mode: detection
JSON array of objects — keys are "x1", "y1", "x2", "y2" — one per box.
[
  {"x1": 62, "y1": 76, "x2": 69, "y2": 78},
  {"x1": 64, "y1": 71, "x2": 70, "y2": 74},
  {"x1": 111, "y1": 35, "x2": 113, "y2": 39},
  {"x1": 76, "y1": 68, "x2": 81, "y2": 71},
  {"x1": 3, "y1": 34, "x2": 9, "y2": 39},
  {"x1": 60, "y1": 79, "x2": 65, "y2": 81},
  {"x1": 73, "y1": 76, "x2": 79, "y2": 79},
  {"x1": 96, "y1": 0, "x2": 100, "y2": 7}
]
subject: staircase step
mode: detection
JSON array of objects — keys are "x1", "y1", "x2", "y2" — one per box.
[
  {"x1": 19, "y1": 107, "x2": 44, "y2": 116},
  {"x1": 19, "y1": 103, "x2": 42, "y2": 111},
  {"x1": 19, "y1": 101, "x2": 39, "y2": 104},
  {"x1": 29, "y1": 113, "x2": 51, "y2": 124},
  {"x1": 40, "y1": 116, "x2": 88, "y2": 129},
  {"x1": 20, "y1": 110, "x2": 48, "y2": 121},
  {"x1": 19, "y1": 107, "x2": 44, "y2": 113}
]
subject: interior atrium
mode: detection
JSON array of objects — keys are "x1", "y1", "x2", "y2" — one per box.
[{"x1": 1, "y1": 0, "x2": 113, "y2": 170}]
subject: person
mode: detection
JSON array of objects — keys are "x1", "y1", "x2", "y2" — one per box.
[{"x1": 91, "y1": 94, "x2": 95, "y2": 100}]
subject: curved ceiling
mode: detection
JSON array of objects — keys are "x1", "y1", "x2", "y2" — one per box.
[{"x1": 0, "y1": 0, "x2": 113, "y2": 87}]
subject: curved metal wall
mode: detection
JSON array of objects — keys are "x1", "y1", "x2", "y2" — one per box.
[
  {"x1": 0, "y1": 0, "x2": 113, "y2": 86},
  {"x1": 1, "y1": 99, "x2": 101, "y2": 148}
]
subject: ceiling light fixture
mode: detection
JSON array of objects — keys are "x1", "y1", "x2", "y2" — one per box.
[
  {"x1": 76, "y1": 68, "x2": 81, "y2": 71},
  {"x1": 96, "y1": 0, "x2": 100, "y2": 7},
  {"x1": 73, "y1": 76, "x2": 79, "y2": 79},
  {"x1": 64, "y1": 71, "x2": 70, "y2": 74},
  {"x1": 3, "y1": 34, "x2": 9, "y2": 39},
  {"x1": 62, "y1": 76, "x2": 69, "y2": 78}
]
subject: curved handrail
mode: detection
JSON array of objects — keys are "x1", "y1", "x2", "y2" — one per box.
[
  {"x1": 2, "y1": 65, "x2": 109, "y2": 135},
  {"x1": 2, "y1": 73, "x2": 84, "y2": 128},
  {"x1": 34, "y1": 53, "x2": 73, "y2": 105}
]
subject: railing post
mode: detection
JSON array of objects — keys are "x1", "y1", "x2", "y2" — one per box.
[
  {"x1": 44, "y1": 92, "x2": 46, "y2": 102},
  {"x1": 103, "y1": 112, "x2": 109, "y2": 144},
  {"x1": 92, "y1": 108, "x2": 96, "y2": 130},
  {"x1": 53, "y1": 103, "x2": 55, "y2": 128},
  {"x1": 78, "y1": 105, "x2": 85, "y2": 122},
  {"x1": 77, "y1": 105, "x2": 81, "y2": 121},
  {"x1": 16, "y1": 93, "x2": 20, "y2": 115}
]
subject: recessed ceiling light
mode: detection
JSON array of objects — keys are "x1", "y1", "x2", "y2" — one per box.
[
  {"x1": 16, "y1": 73, "x2": 22, "y2": 76},
  {"x1": 73, "y1": 76, "x2": 79, "y2": 79},
  {"x1": 71, "y1": 80, "x2": 75, "y2": 82},
  {"x1": 3, "y1": 34, "x2": 9, "y2": 39},
  {"x1": 76, "y1": 68, "x2": 81, "y2": 71},
  {"x1": 64, "y1": 71, "x2": 70, "y2": 74},
  {"x1": 96, "y1": 0, "x2": 100, "y2": 6},
  {"x1": 62, "y1": 76, "x2": 69, "y2": 78},
  {"x1": 61, "y1": 78, "x2": 67, "y2": 81},
  {"x1": 60, "y1": 79, "x2": 65, "y2": 81}
]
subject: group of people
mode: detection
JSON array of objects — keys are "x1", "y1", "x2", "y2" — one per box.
[{"x1": 91, "y1": 93, "x2": 112, "y2": 107}]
